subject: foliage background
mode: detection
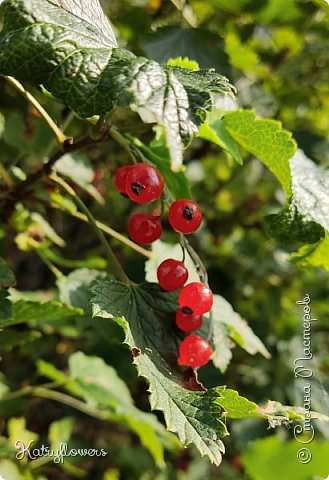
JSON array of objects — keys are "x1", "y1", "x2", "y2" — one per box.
[{"x1": 0, "y1": 0, "x2": 328, "y2": 479}]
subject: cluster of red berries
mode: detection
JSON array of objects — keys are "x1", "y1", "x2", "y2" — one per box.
[
  {"x1": 114, "y1": 162, "x2": 213, "y2": 368},
  {"x1": 158, "y1": 263, "x2": 213, "y2": 368},
  {"x1": 114, "y1": 163, "x2": 202, "y2": 244}
]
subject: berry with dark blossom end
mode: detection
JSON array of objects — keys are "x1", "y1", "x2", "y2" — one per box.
[
  {"x1": 127, "y1": 213, "x2": 162, "y2": 244},
  {"x1": 157, "y1": 259, "x2": 188, "y2": 291},
  {"x1": 168, "y1": 199, "x2": 202, "y2": 234},
  {"x1": 114, "y1": 166, "x2": 132, "y2": 196},
  {"x1": 178, "y1": 334, "x2": 212, "y2": 368},
  {"x1": 176, "y1": 308, "x2": 203, "y2": 332},
  {"x1": 178, "y1": 282, "x2": 213, "y2": 315},
  {"x1": 125, "y1": 163, "x2": 164, "y2": 204}
]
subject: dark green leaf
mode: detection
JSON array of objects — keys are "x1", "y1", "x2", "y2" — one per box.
[
  {"x1": 0, "y1": 300, "x2": 83, "y2": 327},
  {"x1": 0, "y1": 291, "x2": 12, "y2": 320},
  {"x1": 266, "y1": 203, "x2": 325, "y2": 243},
  {"x1": 142, "y1": 26, "x2": 230, "y2": 74},
  {"x1": 0, "y1": 256, "x2": 16, "y2": 288},
  {"x1": 90, "y1": 279, "x2": 228, "y2": 466},
  {"x1": 0, "y1": 329, "x2": 41, "y2": 352},
  {"x1": 0, "y1": 0, "x2": 234, "y2": 170}
]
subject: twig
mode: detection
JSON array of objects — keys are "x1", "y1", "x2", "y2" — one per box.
[
  {"x1": 4, "y1": 76, "x2": 67, "y2": 146},
  {"x1": 51, "y1": 172, "x2": 131, "y2": 285},
  {"x1": 37, "y1": 250, "x2": 64, "y2": 279},
  {"x1": 51, "y1": 201, "x2": 152, "y2": 258}
]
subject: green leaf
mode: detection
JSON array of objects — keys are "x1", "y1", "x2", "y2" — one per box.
[
  {"x1": 210, "y1": 294, "x2": 271, "y2": 371},
  {"x1": 199, "y1": 113, "x2": 243, "y2": 165},
  {"x1": 223, "y1": 110, "x2": 297, "y2": 196},
  {"x1": 291, "y1": 234, "x2": 329, "y2": 272},
  {"x1": 55, "y1": 152, "x2": 104, "y2": 203},
  {"x1": 0, "y1": 256, "x2": 16, "y2": 288},
  {"x1": 69, "y1": 352, "x2": 173, "y2": 466},
  {"x1": 290, "y1": 150, "x2": 329, "y2": 232},
  {"x1": 241, "y1": 436, "x2": 329, "y2": 480},
  {"x1": 0, "y1": 300, "x2": 83, "y2": 327},
  {"x1": 57, "y1": 268, "x2": 106, "y2": 313},
  {"x1": 8, "y1": 416, "x2": 38, "y2": 449},
  {"x1": 215, "y1": 388, "x2": 261, "y2": 419},
  {"x1": 49, "y1": 417, "x2": 75, "y2": 451},
  {"x1": 142, "y1": 26, "x2": 230, "y2": 74},
  {"x1": 39, "y1": 353, "x2": 177, "y2": 467},
  {"x1": 90, "y1": 279, "x2": 228, "y2": 466},
  {"x1": 225, "y1": 30, "x2": 267, "y2": 75},
  {"x1": 266, "y1": 151, "x2": 328, "y2": 243},
  {"x1": 0, "y1": 329, "x2": 41, "y2": 352},
  {"x1": 266, "y1": 203, "x2": 325, "y2": 243},
  {"x1": 0, "y1": 291, "x2": 12, "y2": 321},
  {"x1": 0, "y1": 459, "x2": 24, "y2": 479},
  {"x1": 0, "y1": 0, "x2": 234, "y2": 170},
  {"x1": 51, "y1": 0, "x2": 117, "y2": 47},
  {"x1": 167, "y1": 57, "x2": 199, "y2": 71}
]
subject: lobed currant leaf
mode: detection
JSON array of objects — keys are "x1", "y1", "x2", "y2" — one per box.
[
  {"x1": 223, "y1": 110, "x2": 297, "y2": 196},
  {"x1": 90, "y1": 279, "x2": 228, "y2": 466}
]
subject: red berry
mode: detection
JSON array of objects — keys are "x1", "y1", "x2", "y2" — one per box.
[
  {"x1": 114, "y1": 166, "x2": 132, "y2": 196},
  {"x1": 168, "y1": 199, "x2": 202, "y2": 234},
  {"x1": 157, "y1": 259, "x2": 188, "y2": 291},
  {"x1": 125, "y1": 164, "x2": 164, "y2": 204},
  {"x1": 178, "y1": 282, "x2": 213, "y2": 315},
  {"x1": 176, "y1": 308, "x2": 203, "y2": 332},
  {"x1": 128, "y1": 214, "x2": 162, "y2": 244},
  {"x1": 178, "y1": 334, "x2": 212, "y2": 368}
]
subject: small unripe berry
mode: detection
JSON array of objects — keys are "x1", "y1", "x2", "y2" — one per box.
[
  {"x1": 176, "y1": 308, "x2": 203, "y2": 332},
  {"x1": 168, "y1": 199, "x2": 202, "y2": 234},
  {"x1": 125, "y1": 164, "x2": 164, "y2": 204},
  {"x1": 178, "y1": 334, "x2": 212, "y2": 368},
  {"x1": 157, "y1": 259, "x2": 188, "y2": 291},
  {"x1": 128, "y1": 214, "x2": 162, "y2": 244},
  {"x1": 178, "y1": 282, "x2": 213, "y2": 315}
]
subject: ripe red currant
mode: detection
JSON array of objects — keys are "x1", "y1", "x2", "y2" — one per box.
[
  {"x1": 114, "y1": 166, "x2": 132, "y2": 196},
  {"x1": 127, "y1": 214, "x2": 162, "y2": 244},
  {"x1": 125, "y1": 164, "x2": 164, "y2": 204},
  {"x1": 176, "y1": 308, "x2": 203, "y2": 332},
  {"x1": 157, "y1": 259, "x2": 188, "y2": 291},
  {"x1": 168, "y1": 199, "x2": 202, "y2": 234},
  {"x1": 178, "y1": 334, "x2": 212, "y2": 368},
  {"x1": 178, "y1": 282, "x2": 213, "y2": 315}
]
